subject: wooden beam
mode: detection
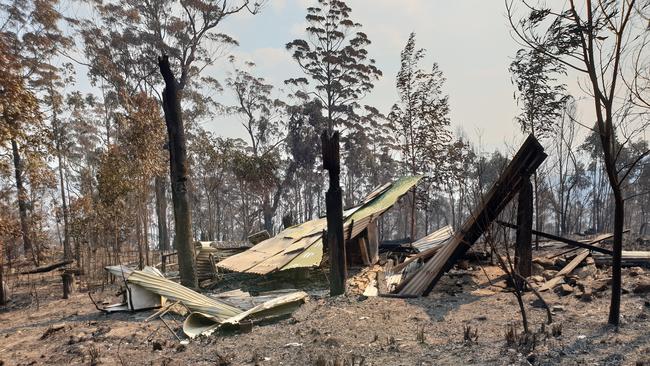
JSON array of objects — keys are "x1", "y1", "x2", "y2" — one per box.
[{"x1": 539, "y1": 250, "x2": 590, "y2": 292}]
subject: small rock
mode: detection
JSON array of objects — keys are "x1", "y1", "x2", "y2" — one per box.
[
  {"x1": 175, "y1": 344, "x2": 186, "y2": 353},
  {"x1": 565, "y1": 276, "x2": 579, "y2": 286},
  {"x1": 530, "y1": 299, "x2": 546, "y2": 309},
  {"x1": 530, "y1": 275, "x2": 544, "y2": 283},
  {"x1": 527, "y1": 353, "x2": 537, "y2": 364},
  {"x1": 633, "y1": 281, "x2": 650, "y2": 294},
  {"x1": 585, "y1": 257, "x2": 595, "y2": 266},
  {"x1": 552, "y1": 305, "x2": 565, "y2": 312},
  {"x1": 629, "y1": 267, "x2": 644, "y2": 277},
  {"x1": 575, "y1": 265, "x2": 596, "y2": 279},
  {"x1": 556, "y1": 284, "x2": 574, "y2": 296},
  {"x1": 457, "y1": 260, "x2": 470, "y2": 270},
  {"x1": 543, "y1": 270, "x2": 558, "y2": 280},
  {"x1": 580, "y1": 288, "x2": 593, "y2": 302},
  {"x1": 554, "y1": 258, "x2": 567, "y2": 269}
]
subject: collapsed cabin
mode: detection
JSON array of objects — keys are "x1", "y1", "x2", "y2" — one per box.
[{"x1": 216, "y1": 175, "x2": 427, "y2": 275}]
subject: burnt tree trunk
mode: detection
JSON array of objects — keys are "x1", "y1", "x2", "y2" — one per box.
[
  {"x1": 155, "y1": 175, "x2": 170, "y2": 251},
  {"x1": 608, "y1": 183, "x2": 624, "y2": 326},
  {"x1": 11, "y1": 138, "x2": 35, "y2": 263},
  {"x1": 262, "y1": 198, "x2": 273, "y2": 235},
  {"x1": 410, "y1": 189, "x2": 417, "y2": 242},
  {"x1": 321, "y1": 131, "x2": 346, "y2": 296},
  {"x1": 0, "y1": 250, "x2": 6, "y2": 305},
  {"x1": 158, "y1": 55, "x2": 197, "y2": 289},
  {"x1": 515, "y1": 176, "x2": 533, "y2": 287},
  {"x1": 61, "y1": 270, "x2": 74, "y2": 299}
]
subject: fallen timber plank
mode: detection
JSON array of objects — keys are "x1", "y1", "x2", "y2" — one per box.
[
  {"x1": 538, "y1": 250, "x2": 590, "y2": 292},
  {"x1": 592, "y1": 251, "x2": 650, "y2": 267},
  {"x1": 497, "y1": 221, "x2": 615, "y2": 255},
  {"x1": 390, "y1": 244, "x2": 446, "y2": 273},
  {"x1": 395, "y1": 135, "x2": 547, "y2": 297},
  {"x1": 18, "y1": 260, "x2": 74, "y2": 275}
]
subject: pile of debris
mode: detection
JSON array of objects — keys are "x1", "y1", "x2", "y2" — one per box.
[
  {"x1": 100, "y1": 265, "x2": 308, "y2": 338},
  {"x1": 92, "y1": 135, "x2": 650, "y2": 344}
]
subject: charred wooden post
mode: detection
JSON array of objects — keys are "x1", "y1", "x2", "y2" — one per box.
[
  {"x1": 515, "y1": 176, "x2": 533, "y2": 288},
  {"x1": 61, "y1": 270, "x2": 74, "y2": 299},
  {"x1": 158, "y1": 55, "x2": 198, "y2": 289},
  {"x1": 321, "y1": 130, "x2": 346, "y2": 296}
]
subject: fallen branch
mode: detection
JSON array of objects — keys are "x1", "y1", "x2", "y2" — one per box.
[
  {"x1": 497, "y1": 221, "x2": 617, "y2": 255},
  {"x1": 19, "y1": 260, "x2": 73, "y2": 275}
]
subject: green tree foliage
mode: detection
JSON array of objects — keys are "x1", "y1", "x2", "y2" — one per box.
[
  {"x1": 509, "y1": 49, "x2": 568, "y2": 139},
  {"x1": 286, "y1": 0, "x2": 382, "y2": 130}
]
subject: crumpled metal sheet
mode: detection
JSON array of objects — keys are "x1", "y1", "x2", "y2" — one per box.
[
  {"x1": 126, "y1": 268, "x2": 242, "y2": 322},
  {"x1": 183, "y1": 291, "x2": 308, "y2": 338},
  {"x1": 104, "y1": 266, "x2": 308, "y2": 337}
]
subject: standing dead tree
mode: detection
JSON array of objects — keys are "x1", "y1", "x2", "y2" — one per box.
[
  {"x1": 286, "y1": 0, "x2": 382, "y2": 295},
  {"x1": 159, "y1": 55, "x2": 197, "y2": 288},
  {"x1": 506, "y1": 0, "x2": 650, "y2": 326}
]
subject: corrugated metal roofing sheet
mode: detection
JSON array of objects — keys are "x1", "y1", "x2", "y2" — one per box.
[
  {"x1": 216, "y1": 175, "x2": 422, "y2": 275},
  {"x1": 105, "y1": 265, "x2": 308, "y2": 338},
  {"x1": 411, "y1": 225, "x2": 454, "y2": 252}
]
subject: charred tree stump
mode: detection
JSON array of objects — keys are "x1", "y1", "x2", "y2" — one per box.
[
  {"x1": 321, "y1": 130, "x2": 346, "y2": 296},
  {"x1": 158, "y1": 55, "x2": 198, "y2": 289},
  {"x1": 515, "y1": 176, "x2": 533, "y2": 289},
  {"x1": 61, "y1": 270, "x2": 74, "y2": 299}
]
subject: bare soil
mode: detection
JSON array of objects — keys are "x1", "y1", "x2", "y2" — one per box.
[{"x1": 1, "y1": 262, "x2": 650, "y2": 365}]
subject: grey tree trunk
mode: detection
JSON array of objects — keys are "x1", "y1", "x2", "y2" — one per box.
[
  {"x1": 55, "y1": 128, "x2": 71, "y2": 261},
  {"x1": 0, "y1": 252, "x2": 6, "y2": 305},
  {"x1": 158, "y1": 55, "x2": 197, "y2": 289},
  {"x1": 11, "y1": 138, "x2": 34, "y2": 263},
  {"x1": 155, "y1": 175, "x2": 170, "y2": 251}
]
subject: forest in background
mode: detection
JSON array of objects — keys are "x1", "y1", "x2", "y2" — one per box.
[{"x1": 0, "y1": 0, "x2": 648, "y2": 291}]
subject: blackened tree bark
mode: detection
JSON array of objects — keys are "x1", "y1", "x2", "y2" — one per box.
[
  {"x1": 322, "y1": 131, "x2": 346, "y2": 296},
  {"x1": 158, "y1": 55, "x2": 197, "y2": 288},
  {"x1": 515, "y1": 177, "x2": 533, "y2": 287},
  {"x1": 11, "y1": 138, "x2": 35, "y2": 263},
  {"x1": 155, "y1": 175, "x2": 170, "y2": 251}
]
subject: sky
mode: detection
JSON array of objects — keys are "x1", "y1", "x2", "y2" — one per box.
[{"x1": 202, "y1": 0, "x2": 528, "y2": 152}]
